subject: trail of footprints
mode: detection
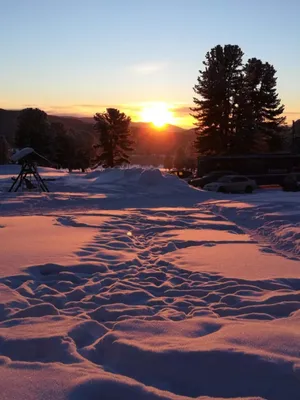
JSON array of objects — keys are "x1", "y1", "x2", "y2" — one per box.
[{"x1": 1, "y1": 208, "x2": 300, "y2": 326}]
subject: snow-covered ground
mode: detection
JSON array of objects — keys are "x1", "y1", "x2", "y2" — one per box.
[{"x1": 0, "y1": 165, "x2": 300, "y2": 400}]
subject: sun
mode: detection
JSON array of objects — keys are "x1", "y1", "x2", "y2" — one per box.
[{"x1": 140, "y1": 103, "x2": 175, "y2": 128}]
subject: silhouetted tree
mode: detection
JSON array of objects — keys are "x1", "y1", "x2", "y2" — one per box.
[
  {"x1": 51, "y1": 122, "x2": 73, "y2": 169},
  {"x1": 94, "y1": 108, "x2": 133, "y2": 168},
  {"x1": 191, "y1": 44, "x2": 244, "y2": 155},
  {"x1": 0, "y1": 135, "x2": 9, "y2": 164},
  {"x1": 51, "y1": 123, "x2": 95, "y2": 172},
  {"x1": 234, "y1": 58, "x2": 285, "y2": 153},
  {"x1": 185, "y1": 141, "x2": 197, "y2": 171},
  {"x1": 72, "y1": 131, "x2": 96, "y2": 172},
  {"x1": 163, "y1": 155, "x2": 173, "y2": 170},
  {"x1": 173, "y1": 147, "x2": 187, "y2": 170},
  {"x1": 256, "y1": 61, "x2": 286, "y2": 151},
  {"x1": 185, "y1": 157, "x2": 197, "y2": 171},
  {"x1": 192, "y1": 46, "x2": 286, "y2": 155},
  {"x1": 15, "y1": 108, "x2": 51, "y2": 156}
]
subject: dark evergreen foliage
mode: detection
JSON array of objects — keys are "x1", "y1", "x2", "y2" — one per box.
[
  {"x1": 191, "y1": 45, "x2": 244, "y2": 155},
  {"x1": 15, "y1": 108, "x2": 51, "y2": 156},
  {"x1": 0, "y1": 135, "x2": 9, "y2": 164},
  {"x1": 237, "y1": 58, "x2": 286, "y2": 152},
  {"x1": 192, "y1": 45, "x2": 286, "y2": 155},
  {"x1": 51, "y1": 122, "x2": 95, "y2": 171},
  {"x1": 163, "y1": 155, "x2": 174, "y2": 170},
  {"x1": 173, "y1": 147, "x2": 187, "y2": 170},
  {"x1": 94, "y1": 108, "x2": 133, "y2": 168}
]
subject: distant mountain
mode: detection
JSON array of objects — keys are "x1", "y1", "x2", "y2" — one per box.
[
  {"x1": 80, "y1": 117, "x2": 187, "y2": 133},
  {"x1": 0, "y1": 110, "x2": 95, "y2": 143},
  {"x1": 48, "y1": 114, "x2": 94, "y2": 132},
  {"x1": 0, "y1": 108, "x2": 195, "y2": 156}
]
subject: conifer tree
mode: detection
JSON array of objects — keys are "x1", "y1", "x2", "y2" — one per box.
[
  {"x1": 163, "y1": 154, "x2": 173, "y2": 170},
  {"x1": 0, "y1": 135, "x2": 9, "y2": 164},
  {"x1": 15, "y1": 108, "x2": 51, "y2": 156},
  {"x1": 237, "y1": 58, "x2": 286, "y2": 152},
  {"x1": 192, "y1": 46, "x2": 286, "y2": 155},
  {"x1": 258, "y1": 62, "x2": 286, "y2": 151},
  {"x1": 51, "y1": 123, "x2": 95, "y2": 172},
  {"x1": 173, "y1": 147, "x2": 187, "y2": 170},
  {"x1": 191, "y1": 44, "x2": 244, "y2": 155},
  {"x1": 94, "y1": 108, "x2": 133, "y2": 168}
]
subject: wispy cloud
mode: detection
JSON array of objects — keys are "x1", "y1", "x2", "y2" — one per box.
[
  {"x1": 171, "y1": 105, "x2": 192, "y2": 117},
  {"x1": 45, "y1": 104, "x2": 142, "y2": 120},
  {"x1": 131, "y1": 62, "x2": 167, "y2": 75}
]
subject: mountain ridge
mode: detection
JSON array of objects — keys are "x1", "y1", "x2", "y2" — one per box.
[{"x1": 0, "y1": 109, "x2": 195, "y2": 156}]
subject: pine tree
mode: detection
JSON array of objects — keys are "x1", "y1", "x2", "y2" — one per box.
[
  {"x1": 51, "y1": 123, "x2": 95, "y2": 172},
  {"x1": 163, "y1": 155, "x2": 173, "y2": 170},
  {"x1": 259, "y1": 62, "x2": 286, "y2": 151},
  {"x1": 0, "y1": 135, "x2": 9, "y2": 164},
  {"x1": 72, "y1": 131, "x2": 96, "y2": 172},
  {"x1": 50, "y1": 122, "x2": 73, "y2": 169},
  {"x1": 15, "y1": 108, "x2": 51, "y2": 156},
  {"x1": 236, "y1": 58, "x2": 285, "y2": 153},
  {"x1": 232, "y1": 58, "x2": 264, "y2": 153},
  {"x1": 94, "y1": 108, "x2": 133, "y2": 168},
  {"x1": 173, "y1": 147, "x2": 187, "y2": 170},
  {"x1": 191, "y1": 44, "x2": 244, "y2": 155},
  {"x1": 192, "y1": 46, "x2": 286, "y2": 155}
]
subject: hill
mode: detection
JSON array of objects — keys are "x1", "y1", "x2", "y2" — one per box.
[{"x1": 0, "y1": 109, "x2": 195, "y2": 159}]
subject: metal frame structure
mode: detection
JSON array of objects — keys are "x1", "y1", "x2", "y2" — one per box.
[{"x1": 8, "y1": 159, "x2": 49, "y2": 193}]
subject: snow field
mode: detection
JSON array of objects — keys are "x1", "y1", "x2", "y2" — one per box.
[{"x1": 0, "y1": 166, "x2": 300, "y2": 399}]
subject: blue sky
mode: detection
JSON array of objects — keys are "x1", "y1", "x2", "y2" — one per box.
[{"x1": 1, "y1": 0, "x2": 300, "y2": 126}]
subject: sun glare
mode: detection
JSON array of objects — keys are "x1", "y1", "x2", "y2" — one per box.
[{"x1": 140, "y1": 103, "x2": 175, "y2": 128}]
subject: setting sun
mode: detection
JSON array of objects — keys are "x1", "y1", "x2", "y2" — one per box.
[{"x1": 140, "y1": 103, "x2": 175, "y2": 128}]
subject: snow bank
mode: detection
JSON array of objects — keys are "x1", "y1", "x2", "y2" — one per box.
[
  {"x1": 80, "y1": 167, "x2": 194, "y2": 195},
  {"x1": 208, "y1": 190, "x2": 300, "y2": 257}
]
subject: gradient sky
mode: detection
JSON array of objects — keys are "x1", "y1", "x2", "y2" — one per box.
[{"x1": 1, "y1": 0, "x2": 300, "y2": 127}]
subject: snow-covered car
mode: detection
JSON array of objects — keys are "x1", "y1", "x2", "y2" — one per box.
[
  {"x1": 189, "y1": 170, "x2": 236, "y2": 188},
  {"x1": 204, "y1": 175, "x2": 257, "y2": 193}
]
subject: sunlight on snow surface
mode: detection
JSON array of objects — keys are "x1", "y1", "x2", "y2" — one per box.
[{"x1": 0, "y1": 165, "x2": 300, "y2": 400}]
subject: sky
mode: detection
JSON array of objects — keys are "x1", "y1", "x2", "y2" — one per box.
[{"x1": 1, "y1": 0, "x2": 300, "y2": 127}]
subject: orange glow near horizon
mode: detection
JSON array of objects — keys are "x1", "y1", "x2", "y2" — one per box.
[
  {"x1": 2, "y1": 102, "x2": 298, "y2": 129},
  {"x1": 140, "y1": 103, "x2": 175, "y2": 128}
]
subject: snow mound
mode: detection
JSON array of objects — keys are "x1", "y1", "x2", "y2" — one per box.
[
  {"x1": 138, "y1": 169, "x2": 165, "y2": 186},
  {"x1": 60, "y1": 167, "x2": 199, "y2": 198},
  {"x1": 86, "y1": 168, "x2": 125, "y2": 183}
]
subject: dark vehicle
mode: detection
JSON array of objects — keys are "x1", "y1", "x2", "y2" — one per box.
[
  {"x1": 282, "y1": 173, "x2": 300, "y2": 192},
  {"x1": 197, "y1": 153, "x2": 300, "y2": 186},
  {"x1": 169, "y1": 169, "x2": 194, "y2": 180},
  {"x1": 189, "y1": 170, "x2": 236, "y2": 188}
]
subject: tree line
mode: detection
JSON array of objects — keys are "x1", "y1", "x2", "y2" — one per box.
[
  {"x1": 1, "y1": 107, "x2": 133, "y2": 171},
  {"x1": 0, "y1": 44, "x2": 287, "y2": 168},
  {"x1": 192, "y1": 44, "x2": 286, "y2": 155}
]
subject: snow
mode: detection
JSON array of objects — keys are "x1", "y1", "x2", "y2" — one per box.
[
  {"x1": 0, "y1": 164, "x2": 300, "y2": 399},
  {"x1": 209, "y1": 192, "x2": 300, "y2": 256},
  {"x1": 0, "y1": 216, "x2": 98, "y2": 276}
]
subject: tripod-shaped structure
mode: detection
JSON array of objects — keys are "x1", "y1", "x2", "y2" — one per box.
[{"x1": 8, "y1": 148, "x2": 50, "y2": 193}]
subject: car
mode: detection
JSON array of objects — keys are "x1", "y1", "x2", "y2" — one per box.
[
  {"x1": 203, "y1": 175, "x2": 257, "y2": 193},
  {"x1": 169, "y1": 170, "x2": 194, "y2": 181},
  {"x1": 189, "y1": 170, "x2": 236, "y2": 188},
  {"x1": 281, "y1": 173, "x2": 300, "y2": 192}
]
